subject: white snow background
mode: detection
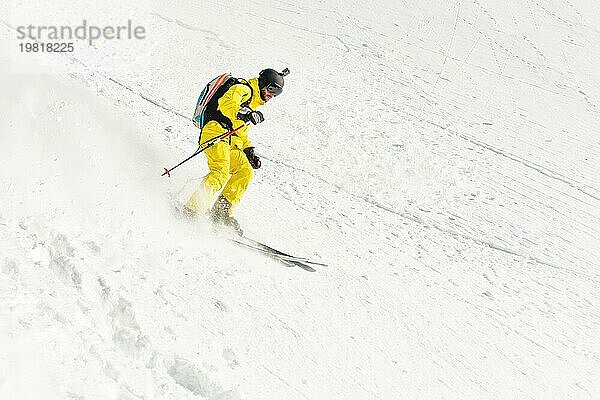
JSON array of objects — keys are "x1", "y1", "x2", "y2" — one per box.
[{"x1": 1, "y1": 0, "x2": 599, "y2": 399}]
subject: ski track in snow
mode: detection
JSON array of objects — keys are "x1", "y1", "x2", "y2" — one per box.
[{"x1": 2, "y1": 0, "x2": 600, "y2": 399}]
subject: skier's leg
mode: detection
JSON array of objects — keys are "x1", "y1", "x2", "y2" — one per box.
[
  {"x1": 220, "y1": 148, "x2": 254, "y2": 213},
  {"x1": 185, "y1": 141, "x2": 230, "y2": 214}
]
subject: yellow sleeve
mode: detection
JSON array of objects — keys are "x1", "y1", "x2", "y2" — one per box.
[
  {"x1": 236, "y1": 126, "x2": 252, "y2": 149},
  {"x1": 217, "y1": 84, "x2": 252, "y2": 130}
]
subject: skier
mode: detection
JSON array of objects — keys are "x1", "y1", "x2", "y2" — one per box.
[{"x1": 184, "y1": 68, "x2": 288, "y2": 235}]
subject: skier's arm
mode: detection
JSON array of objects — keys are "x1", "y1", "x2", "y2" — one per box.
[
  {"x1": 217, "y1": 84, "x2": 252, "y2": 130},
  {"x1": 239, "y1": 132, "x2": 252, "y2": 149}
]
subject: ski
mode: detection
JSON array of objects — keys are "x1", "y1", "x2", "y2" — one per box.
[
  {"x1": 170, "y1": 198, "x2": 324, "y2": 272},
  {"x1": 236, "y1": 236, "x2": 327, "y2": 267},
  {"x1": 230, "y1": 238, "x2": 323, "y2": 272},
  {"x1": 231, "y1": 238, "x2": 312, "y2": 264}
]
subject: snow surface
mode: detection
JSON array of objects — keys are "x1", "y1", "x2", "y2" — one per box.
[{"x1": 1, "y1": 0, "x2": 599, "y2": 399}]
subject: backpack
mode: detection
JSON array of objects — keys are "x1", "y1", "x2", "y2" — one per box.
[{"x1": 192, "y1": 73, "x2": 253, "y2": 131}]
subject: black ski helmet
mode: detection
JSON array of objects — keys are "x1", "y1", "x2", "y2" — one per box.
[{"x1": 258, "y1": 68, "x2": 289, "y2": 98}]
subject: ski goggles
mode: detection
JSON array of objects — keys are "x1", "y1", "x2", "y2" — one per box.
[{"x1": 264, "y1": 82, "x2": 283, "y2": 96}]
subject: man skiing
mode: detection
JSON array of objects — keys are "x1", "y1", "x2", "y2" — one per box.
[{"x1": 184, "y1": 68, "x2": 288, "y2": 235}]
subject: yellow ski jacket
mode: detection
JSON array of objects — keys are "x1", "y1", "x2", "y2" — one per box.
[{"x1": 201, "y1": 77, "x2": 265, "y2": 150}]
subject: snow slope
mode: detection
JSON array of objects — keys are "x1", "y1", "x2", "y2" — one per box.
[{"x1": 1, "y1": 0, "x2": 599, "y2": 399}]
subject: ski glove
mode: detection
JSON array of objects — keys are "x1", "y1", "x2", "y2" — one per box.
[
  {"x1": 237, "y1": 107, "x2": 264, "y2": 125},
  {"x1": 243, "y1": 147, "x2": 261, "y2": 169}
]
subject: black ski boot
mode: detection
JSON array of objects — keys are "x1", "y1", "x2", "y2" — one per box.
[{"x1": 210, "y1": 195, "x2": 243, "y2": 236}]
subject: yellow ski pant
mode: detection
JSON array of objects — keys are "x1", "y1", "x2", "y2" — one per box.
[{"x1": 185, "y1": 140, "x2": 253, "y2": 215}]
